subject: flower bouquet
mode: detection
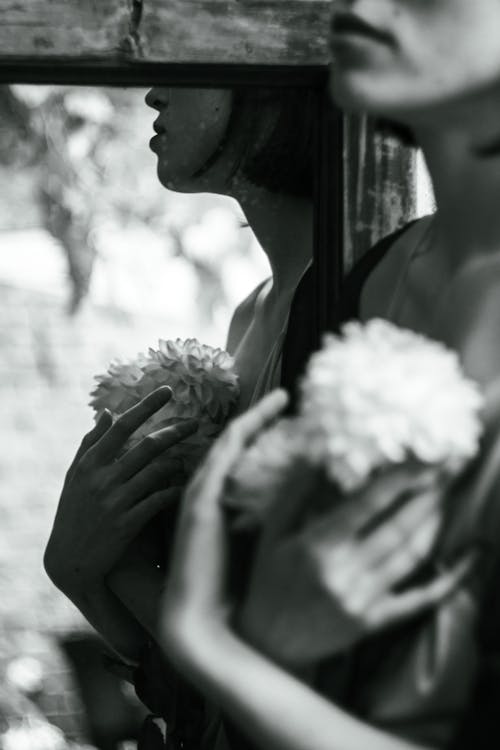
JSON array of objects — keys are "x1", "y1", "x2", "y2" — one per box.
[
  {"x1": 225, "y1": 319, "x2": 484, "y2": 528},
  {"x1": 90, "y1": 338, "x2": 240, "y2": 474},
  {"x1": 90, "y1": 338, "x2": 239, "y2": 568}
]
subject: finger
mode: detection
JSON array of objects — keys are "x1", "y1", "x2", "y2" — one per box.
[
  {"x1": 119, "y1": 457, "x2": 185, "y2": 509},
  {"x1": 367, "y1": 551, "x2": 477, "y2": 630},
  {"x1": 115, "y1": 419, "x2": 199, "y2": 479},
  {"x1": 92, "y1": 387, "x2": 173, "y2": 462},
  {"x1": 125, "y1": 487, "x2": 183, "y2": 535},
  {"x1": 334, "y1": 498, "x2": 440, "y2": 594},
  {"x1": 304, "y1": 465, "x2": 439, "y2": 545},
  {"x1": 365, "y1": 514, "x2": 441, "y2": 599},
  {"x1": 66, "y1": 410, "x2": 113, "y2": 483},
  {"x1": 195, "y1": 389, "x2": 290, "y2": 504},
  {"x1": 354, "y1": 465, "x2": 440, "y2": 536},
  {"x1": 230, "y1": 389, "x2": 289, "y2": 447},
  {"x1": 363, "y1": 488, "x2": 440, "y2": 568}
]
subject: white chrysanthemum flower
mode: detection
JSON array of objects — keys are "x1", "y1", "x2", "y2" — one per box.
[
  {"x1": 299, "y1": 319, "x2": 484, "y2": 491},
  {"x1": 2, "y1": 719, "x2": 67, "y2": 750},
  {"x1": 90, "y1": 338, "x2": 239, "y2": 472}
]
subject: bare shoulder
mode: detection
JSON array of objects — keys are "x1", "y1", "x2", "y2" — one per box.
[{"x1": 226, "y1": 278, "x2": 271, "y2": 355}]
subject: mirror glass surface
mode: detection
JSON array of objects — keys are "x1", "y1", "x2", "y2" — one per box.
[{"x1": 0, "y1": 83, "x2": 314, "y2": 748}]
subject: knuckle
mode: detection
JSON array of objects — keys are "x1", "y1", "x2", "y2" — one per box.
[
  {"x1": 151, "y1": 458, "x2": 169, "y2": 477},
  {"x1": 112, "y1": 420, "x2": 130, "y2": 441},
  {"x1": 342, "y1": 588, "x2": 370, "y2": 620},
  {"x1": 143, "y1": 434, "x2": 160, "y2": 451}
]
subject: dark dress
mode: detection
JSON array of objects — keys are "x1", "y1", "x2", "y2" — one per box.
[{"x1": 133, "y1": 220, "x2": 500, "y2": 749}]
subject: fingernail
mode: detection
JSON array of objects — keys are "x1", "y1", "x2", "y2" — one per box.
[
  {"x1": 153, "y1": 386, "x2": 172, "y2": 403},
  {"x1": 97, "y1": 409, "x2": 112, "y2": 425}
]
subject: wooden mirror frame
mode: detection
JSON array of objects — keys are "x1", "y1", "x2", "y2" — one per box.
[{"x1": 0, "y1": 0, "x2": 417, "y2": 346}]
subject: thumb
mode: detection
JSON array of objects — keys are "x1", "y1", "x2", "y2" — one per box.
[{"x1": 369, "y1": 550, "x2": 477, "y2": 630}]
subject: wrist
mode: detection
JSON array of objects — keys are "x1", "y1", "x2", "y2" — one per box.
[
  {"x1": 161, "y1": 601, "x2": 228, "y2": 666},
  {"x1": 45, "y1": 549, "x2": 102, "y2": 602}
]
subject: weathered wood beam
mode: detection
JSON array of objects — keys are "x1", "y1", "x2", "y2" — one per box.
[{"x1": 0, "y1": 0, "x2": 331, "y2": 73}]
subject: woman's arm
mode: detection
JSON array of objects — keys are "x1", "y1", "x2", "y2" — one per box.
[
  {"x1": 64, "y1": 581, "x2": 147, "y2": 664},
  {"x1": 107, "y1": 547, "x2": 165, "y2": 638},
  {"x1": 104, "y1": 282, "x2": 265, "y2": 640},
  {"x1": 160, "y1": 391, "x2": 471, "y2": 750},
  {"x1": 45, "y1": 387, "x2": 197, "y2": 663},
  {"x1": 165, "y1": 617, "x2": 431, "y2": 750}
]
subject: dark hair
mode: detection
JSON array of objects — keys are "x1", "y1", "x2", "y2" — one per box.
[{"x1": 194, "y1": 87, "x2": 315, "y2": 199}]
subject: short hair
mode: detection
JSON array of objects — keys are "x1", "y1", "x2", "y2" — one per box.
[{"x1": 195, "y1": 87, "x2": 315, "y2": 199}]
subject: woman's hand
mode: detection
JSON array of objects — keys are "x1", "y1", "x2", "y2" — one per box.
[
  {"x1": 161, "y1": 390, "x2": 289, "y2": 655},
  {"x1": 158, "y1": 392, "x2": 440, "y2": 750},
  {"x1": 44, "y1": 386, "x2": 198, "y2": 599},
  {"x1": 238, "y1": 464, "x2": 473, "y2": 668}
]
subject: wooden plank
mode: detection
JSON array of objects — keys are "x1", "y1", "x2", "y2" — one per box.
[
  {"x1": 0, "y1": 0, "x2": 331, "y2": 68},
  {"x1": 141, "y1": 1, "x2": 330, "y2": 65},
  {"x1": 343, "y1": 115, "x2": 418, "y2": 270},
  {"x1": 0, "y1": 1, "x2": 130, "y2": 58}
]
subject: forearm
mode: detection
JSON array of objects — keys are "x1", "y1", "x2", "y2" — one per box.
[
  {"x1": 67, "y1": 581, "x2": 147, "y2": 664},
  {"x1": 45, "y1": 550, "x2": 147, "y2": 663},
  {"x1": 165, "y1": 620, "x2": 433, "y2": 750},
  {"x1": 107, "y1": 547, "x2": 165, "y2": 638}
]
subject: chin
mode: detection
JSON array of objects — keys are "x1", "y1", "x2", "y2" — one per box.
[
  {"x1": 156, "y1": 165, "x2": 191, "y2": 193},
  {"x1": 329, "y1": 68, "x2": 385, "y2": 115},
  {"x1": 329, "y1": 69, "x2": 422, "y2": 128}
]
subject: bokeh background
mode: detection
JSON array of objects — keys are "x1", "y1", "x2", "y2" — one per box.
[{"x1": 0, "y1": 85, "x2": 270, "y2": 749}]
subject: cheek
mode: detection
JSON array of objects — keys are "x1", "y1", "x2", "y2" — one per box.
[
  {"x1": 177, "y1": 91, "x2": 232, "y2": 167},
  {"x1": 154, "y1": 90, "x2": 233, "y2": 187}
]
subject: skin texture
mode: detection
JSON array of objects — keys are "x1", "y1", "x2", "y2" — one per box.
[{"x1": 145, "y1": 87, "x2": 234, "y2": 194}]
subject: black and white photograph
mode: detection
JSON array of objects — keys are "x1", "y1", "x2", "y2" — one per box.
[{"x1": 0, "y1": 1, "x2": 498, "y2": 748}]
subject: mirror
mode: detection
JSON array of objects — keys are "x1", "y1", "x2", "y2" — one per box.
[
  {"x1": 0, "y1": 82, "x2": 316, "y2": 748},
  {"x1": 342, "y1": 115, "x2": 435, "y2": 272}
]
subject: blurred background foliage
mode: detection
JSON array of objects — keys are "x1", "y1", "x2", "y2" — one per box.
[{"x1": 0, "y1": 85, "x2": 269, "y2": 749}]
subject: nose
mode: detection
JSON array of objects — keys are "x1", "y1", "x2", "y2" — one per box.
[{"x1": 145, "y1": 87, "x2": 169, "y2": 111}]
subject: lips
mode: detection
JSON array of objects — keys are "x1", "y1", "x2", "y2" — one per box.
[
  {"x1": 331, "y1": 12, "x2": 394, "y2": 47},
  {"x1": 153, "y1": 119, "x2": 166, "y2": 135}
]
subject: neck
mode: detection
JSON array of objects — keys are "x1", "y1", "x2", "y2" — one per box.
[
  {"x1": 414, "y1": 97, "x2": 500, "y2": 269},
  {"x1": 233, "y1": 180, "x2": 313, "y2": 295}
]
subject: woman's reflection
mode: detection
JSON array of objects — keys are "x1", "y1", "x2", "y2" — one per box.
[
  {"x1": 145, "y1": 87, "x2": 314, "y2": 410},
  {"x1": 45, "y1": 85, "x2": 317, "y2": 748}
]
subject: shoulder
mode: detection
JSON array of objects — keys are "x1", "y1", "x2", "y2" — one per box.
[{"x1": 225, "y1": 278, "x2": 271, "y2": 355}]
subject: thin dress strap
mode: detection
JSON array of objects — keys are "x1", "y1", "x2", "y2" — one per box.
[
  {"x1": 281, "y1": 220, "x2": 419, "y2": 398},
  {"x1": 338, "y1": 219, "x2": 420, "y2": 325}
]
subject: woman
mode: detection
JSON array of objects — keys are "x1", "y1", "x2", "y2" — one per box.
[
  {"x1": 144, "y1": 86, "x2": 316, "y2": 411},
  {"x1": 155, "y1": 1, "x2": 500, "y2": 749},
  {"x1": 44, "y1": 85, "x2": 317, "y2": 745}
]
